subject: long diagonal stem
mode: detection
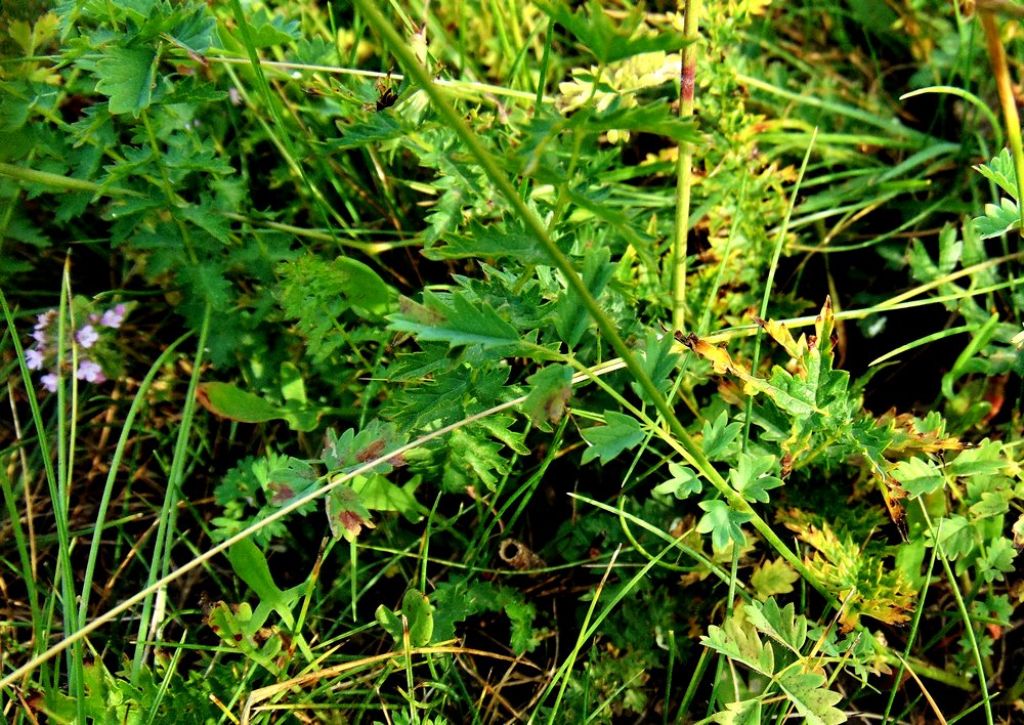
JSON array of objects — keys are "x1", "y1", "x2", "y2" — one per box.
[{"x1": 350, "y1": 0, "x2": 830, "y2": 602}]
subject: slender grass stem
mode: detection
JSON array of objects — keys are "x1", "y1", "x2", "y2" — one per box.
[
  {"x1": 130, "y1": 307, "x2": 210, "y2": 680},
  {"x1": 920, "y1": 513, "x2": 995, "y2": 725},
  {"x1": 205, "y1": 54, "x2": 555, "y2": 103},
  {"x1": 57, "y1": 261, "x2": 84, "y2": 717},
  {"x1": 743, "y1": 129, "x2": 817, "y2": 447},
  {"x1": 77, "y1": 333, "x2": 192, "y2": 623}
]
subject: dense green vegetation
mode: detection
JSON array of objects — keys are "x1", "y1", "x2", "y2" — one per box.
[{"x1": 2, "y1": 0, "x2": 1024, "y2": 721}]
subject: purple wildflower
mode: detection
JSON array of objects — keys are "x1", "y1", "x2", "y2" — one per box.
[
  {"x1": 100, "y1": 304, "x2": 126, "y2": 329},
  {"x1": 26, "y1": 348, "x2": 45, "y2": 370},
  {"x1": 41, "y1": 373, "x2": 58, "y2": 393},
  {"x1": 76, "y1": 359, "x2": 106, "y2": 383},
  {"x1": 76, "y1": 324, "x2": 99, "y2": 349},
  {"x1": 35, "y1": 311, "x2": 54, "y2": 330},
  {"x1": 32, "y1": 329, "x2": 47, "y2": 344}
]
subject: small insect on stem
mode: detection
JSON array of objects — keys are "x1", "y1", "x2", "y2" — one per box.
[
  {"x1": 375, "y1": 72, "x2": 399, "y2": 111},
  {"x1": 674, "y1": 330, "x2": 698, "y2": 348}
]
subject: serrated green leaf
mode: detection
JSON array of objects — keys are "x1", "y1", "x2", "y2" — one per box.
[
  {"x1": 973, "y1": 148, "x2": 1019, "y2": 200},
  {"x1": 555, "y1": 246, "x2": 613, "y2": 348},
  {"x1": 702, "y1": 613, "x2": 773, "y2": 674},
  {"x1": 333, "y1": 112, "x2": 409, "y2": 150},
  {"x1": 711, "y1": 699, "x2": 763, "y2": 725},
  {"x1": 730, "y1": 452, "x2": 783, "y2": 504},
  {"x1": 442, "y1": 426, "x2": 510, "y2": 491},
  {"x1": 431, "y1": 580, "x2": 539, "y2": 655},
  {"x1": 178, "y1": 262, "x2": 232, "y2": 312},
  {"x1": 948, "y1": 439, "x2": 1007, "y2": 478},
  {"x1": 537, "y1": 0, "x2": 688, "y2": 64},
  {"x1": 94, "y1": 46, "x2": 158, "y2": 116},
  {"x1": 389, "y1": 290, "x2": 522, "y2": 349},
  {"x1": 978, "y1": 537, "x2": 1016, "y2": 583},
  {"x1": 697, "y1": 499, "x2": 752, "y2": 551},
  {"x1": 969, "y1": 490, "x2": 1011, "y2": 518},
  {"x1": 702, "y1": 410, "x2": 743, "y2": 460},
  {"x1": 242, "y1": 8, "x2": 301, "y2": 47},
  {"x1": 353, "y1": 474, "x2": 426, "y2": 524},
  {"x1": 750, "y1": 560, "x2": 799, "y2": 601},
  {"x1": 973, "y1": 197, "x2": 1020, "y2": 239},
  {"x1": 322, "y1": 420, "x2": 404, "y2": 476},
  {"x1": 504, "y1": 597, "x2": 540, "y2": 655},
  {"x1": 892, "y1": 456, "x2": 944, "y2": 499},
  {"x1": 169, "y1": 5, "x2": 217, "y2": 53},
  {"x1": 777, "y1": 670, "x2": 847, "y2": 725},
  {"x1": 276, "y1": 254, "x2": 393, "y2": 362},
  {"x1": 746, "y1": 599, "x2": 808, "y2": 653},
  {"x1": 927, "y1": 514, "x2": 974, "y2": 560},
  {"x1": 293, "y1": 37, "x2": 338, "y2": 66},
  {"x1": 580, "y1": 411, "x2": 644, "y2": 465},
  {"x1": 422, "y1": 221, "x2": 550, "y2": 264},
  {"x1": 631, "y1": 330, "x2": 679, "y2": 403},
  {"x1": 652, "y1": 462, "x2": 702, "y2": 500},
  {"x1": 255, "y1": 455, "x2": 318, "y2": 507},
  {"x1": 576, "y1": 102, "x2": 701, "y2": 143},
  {"x1": 8, "y1": 20, "x2": 35, "y2": 56}
]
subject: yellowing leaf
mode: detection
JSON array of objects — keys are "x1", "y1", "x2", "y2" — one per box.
[
  {"x1": 522, "y1": 365, "x2": 573, "y2": 425},
  {"x1": 326, "y1": 485, "x2": 376, "y2": 541},
  {"x1": 679, "y1": 332, "x2": 735, "y2": 375},
  {"x1": 750, "y1": 558, "x2": 799, "y2": 601},
  {"x1": 891, "y1": 456, "x2": 944, "y2": 499},
  {"x1": 754, "y1": 315, "x2": 804, "y2": 360},
  {"x1": 736, "y1": 0, "x2": 773, "y2": 17}
]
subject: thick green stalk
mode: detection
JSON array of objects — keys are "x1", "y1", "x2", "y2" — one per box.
[
  {"x1": 350, "y1": 0, "x2": 831, "y2": 602},
  {"x1": 672, "y1": 0, "x2": 701, "y2": 332},
  {"x1": 0, "y1": 162, "x2": 141, "y2": 197}
]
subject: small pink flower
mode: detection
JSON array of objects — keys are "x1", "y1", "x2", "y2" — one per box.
[
  {"x1": 26, "y1": 348, "x2": 44, "y2": 370},
  {"x1": 76, "y1": 360, "x2": 105, "y2": 383},
  {"x1": 76, "y1": 325, "x2": 99, "y2": 349},
  {"x1": 32, "y1": 329, "x2": 47, "y2": 344},
  {"x1": 100, "y1": 304, "x2": 126, "y2": 329},
  {"x1": 41, "y1": 373, "x2": 58, "y2": 393}
]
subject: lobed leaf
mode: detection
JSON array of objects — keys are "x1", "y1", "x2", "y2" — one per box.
[{"x1": 94, "y1": 46, "x2": 158, "y2": 116}]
